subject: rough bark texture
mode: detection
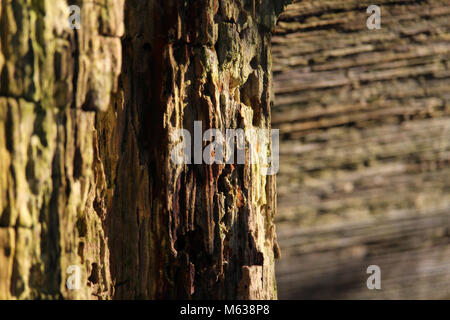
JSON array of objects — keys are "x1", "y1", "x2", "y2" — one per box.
[
  {"x1": 0, "y1": 0, "x2": 289, "y2": 299},
  {"x1": 273, "y1": 0, "x2": 450, "y2": 299},
  {"x1": 104, "y1": 0, "x2": 290, "y2": 300},
  {"x1": 0, "y1": 0, "x2": 124, "y2": 299}
]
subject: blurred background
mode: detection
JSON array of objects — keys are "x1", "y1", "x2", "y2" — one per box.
[{"x1": 272, "y1": 0, "x2": 450, "y2": 299}]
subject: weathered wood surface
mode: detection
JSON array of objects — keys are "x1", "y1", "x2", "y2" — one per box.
[
  {"x1": 0, "y1": 0, "x2": 291, "y2": 300},
  {"x1": 105, "y1": 0, "x2": 291, "y2": 300},
  {"x1": 272, "y1": 0, "x2": 450, "y2": 299},
  {"x1": 0, "y1": 0, "x2": 124, "y2": 299}
]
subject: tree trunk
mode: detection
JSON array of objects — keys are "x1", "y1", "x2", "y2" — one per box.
[
  {"x1": 102, "y1": 0, "x2": 291, "y2": 300},
  {"x1": 0, "y1": 0, "x2": 289, "y2": 300},
  {"x1": 0, "y1": 0, "x2": 124, "y2": 299}
]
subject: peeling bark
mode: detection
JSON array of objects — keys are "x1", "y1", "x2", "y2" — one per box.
[
  {"x1": 105, "y1": 0, "x2": 290, "y2": 300},
  {"x1": 0, "y1": 0, "x2": 123, "y2": 299},
  {"x1": 0, "y1": 0, "x2": 289, "y2": 300}
]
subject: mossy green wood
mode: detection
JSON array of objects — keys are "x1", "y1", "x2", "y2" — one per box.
[{"x1": 0, "y1": 0, "x2": 290, "y2": 299}]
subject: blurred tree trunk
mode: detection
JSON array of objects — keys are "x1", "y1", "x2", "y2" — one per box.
[
  {"x1": 0, "y1": 0, "x2": 289, "y2": 299},
  {"x1": 273, "y1": 0, "x2": 450, "y2": 299}
]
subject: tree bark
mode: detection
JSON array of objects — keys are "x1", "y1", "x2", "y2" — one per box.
[
  {"x1": 0, "y1": 0, "x2": 289, "y2": 299},
  {"x1": 104, "y1": 0, "x2": 290, "y2": 300},
  {"x1": 0, "y1": 0, "x2": 124, "y2": 299}
]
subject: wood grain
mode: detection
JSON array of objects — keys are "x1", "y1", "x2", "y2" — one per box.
[{"x1": 272, "y1": 0, "x2": 450, "y2": 299}]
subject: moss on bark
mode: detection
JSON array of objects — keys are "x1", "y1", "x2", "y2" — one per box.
[{"x1": 0, "y1": 0, "x2": 290, "y2": 299}]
